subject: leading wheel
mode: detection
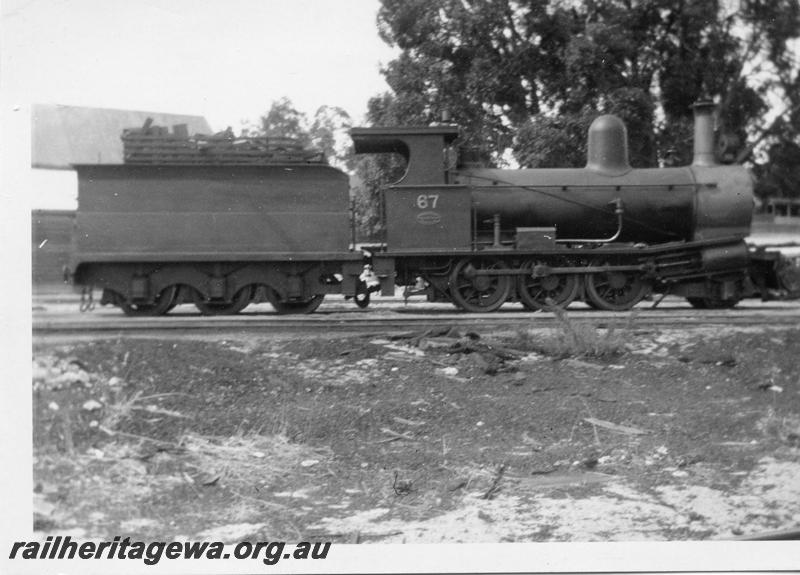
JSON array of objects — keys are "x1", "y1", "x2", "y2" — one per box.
[
  {"x1": 584, "y1": 262, "x2": 648, "y2": 311},
  {"x1": 269, "y1": 294, "x2": 325, "y2": 315},
  {"x1": 120, "y1": 285, "x2": 178, "y2": 317},
  {"x1": 517, "y1": 259, "x2": 580, "y2": 311},
  {"x1": 686, "y1": 296, "x2": 740, "y2": 309},
  {"x1": 449, "y1": 258, "x2": 511, "y2": 313},
  {"x1": 193, "y1": 286, "x2": 253, "y2": 315},
  {"x1": 687, "y1": 279, "x2": 743, "y2": 309}
]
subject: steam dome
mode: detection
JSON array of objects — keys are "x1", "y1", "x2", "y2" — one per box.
[{"x1": 586, "y1": 115, "x2": 631, "y2": 175}]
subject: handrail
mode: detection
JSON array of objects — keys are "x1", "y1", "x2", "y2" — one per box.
[{"x1": 555, "y1": 199, "x2": 624, "y2": 244}]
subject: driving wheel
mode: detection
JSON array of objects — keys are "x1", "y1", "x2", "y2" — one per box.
[
  {"x1": 584, "y1": 262, "x2": 648, "y2": 311},
  {"x1": 449, "y1": 258, "x2": 511, "y2": 313},
  {"x1": 517, "y1": 259, "x2": 580, "y2": 311}
]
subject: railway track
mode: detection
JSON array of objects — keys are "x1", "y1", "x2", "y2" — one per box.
[{"x1": 32, "y1": 297, "x2": 800, "y2": 335}]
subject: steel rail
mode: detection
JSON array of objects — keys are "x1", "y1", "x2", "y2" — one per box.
[{"x1": 32, "y1": 309, "x2": 800, "y2": 335}]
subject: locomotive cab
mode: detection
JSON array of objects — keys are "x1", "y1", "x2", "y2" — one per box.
[{"x1": 351, "y1": 126, "x2": 474, "y2": 253}]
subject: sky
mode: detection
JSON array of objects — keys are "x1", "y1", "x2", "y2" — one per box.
[
  {"x1": 0, "y1": 0, "x2": 399, "y2": 209},
  {"x1": 1, "y1": 0, "x2": 398, "y2": 130}
]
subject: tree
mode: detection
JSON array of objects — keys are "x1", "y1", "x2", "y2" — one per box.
[
  {"x1": 244, "y1": 98, "x2": 354, "y2": 169},
  {"x1": 351, "y1": 94, "x2": 410, "y2": 239},
  {"x1": 308, "y1": 105, "x2": 355, "y2": 171},
  {"x1": 243, "y1": 99, "x2": 375, "y2": 235},
  {"x1": 249, "y1": 97, "x2": 311, "y2": 145},
  {"x1": 371, "y1": 0, "x2": 800, "y2": 180},
  {"x1": 754, "y1": 133, "x2": 800, "y2": 200}
]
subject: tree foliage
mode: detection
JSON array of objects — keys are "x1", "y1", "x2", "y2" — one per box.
[
  {"x1": 244, "y1": 98, "x2": 354, "y2": 170},
  {"x1": 370, "y1": 0, "x2": 800, "y2": 197},
  {"x1": 251, "y1": 2, "x2": 800, "y2": 239},
  {"x1": 351, "y1": 94, "x2": 410, "y2": 239},
  {"x1": 253, "y1": 97, "x2": 312, "y2": 145}
]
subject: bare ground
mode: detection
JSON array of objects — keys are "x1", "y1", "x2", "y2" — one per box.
[{"x1": 32, "y1": 316, "x2": 800, "y2": 543}]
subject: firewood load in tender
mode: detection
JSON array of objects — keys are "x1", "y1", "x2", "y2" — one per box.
[{"x1": 121, "y1": 118, "x2": 326, "y2": 165}]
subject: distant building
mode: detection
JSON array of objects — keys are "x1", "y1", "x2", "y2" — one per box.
[
  {"x1": 30, "y1": 104, "x2": 211, "y2": 209},
  {"x1": 765, "y1": 198, "x2": 800, "y2": 221},
  {"x1": 32, "y1": 103, "x2": 211, "y2": 169},
  {"x1": 30, "y1": 104, "x2": 211, "y2": 286}
]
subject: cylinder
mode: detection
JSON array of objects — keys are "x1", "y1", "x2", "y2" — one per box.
[{"x1": 700, "y1": 241, "x2": 749, "y2": 272}]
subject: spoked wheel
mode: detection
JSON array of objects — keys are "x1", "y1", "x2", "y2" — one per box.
[
  {"x1": 193, "y1": 286, "x2": 253, "y2": 315},
  {"x1": 517, "y1": 259, "x2": 580, "y2": 311},
  {"x1": 269, "y1": 293, "x2": 325, "y2": 315},
  {"x1": 584, "y1": 262, "x2": 649, "y2": 311},
  {"x1": 449, "y1": 258, "x2": 512, "y2": 313},
  {"x1": 120, "y1": 285, "x2": 178, "y2": 317}
]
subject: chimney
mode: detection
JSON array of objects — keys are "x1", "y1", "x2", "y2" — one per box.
[{"x1": 692, "y1": 100, "x2": 717, "y2": 166}]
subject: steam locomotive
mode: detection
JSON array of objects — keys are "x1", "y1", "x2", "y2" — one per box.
[{"x1": 67, "y1": 101, "x2": 800, "y2": 314}]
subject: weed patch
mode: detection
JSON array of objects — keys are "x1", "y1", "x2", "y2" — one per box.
[
  {"x1": 758, "y1": 409, "x2": 800, "y2": 447},
  {"x1": 516, "y1": 305, "x2": 635, "y2": 359},
  {"x1": 181, "y1": 431, "x2": 330, "y2": 493}
]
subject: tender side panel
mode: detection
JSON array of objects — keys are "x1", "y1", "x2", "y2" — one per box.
[
  {"x1": 73, "y1": 212, "x2": 351, "y2": 256},
  {"x1": 384, "y1": 185, "x2": 472, "y2": 252},
  {"x1": 73, "y1": 164, "x2": 351, "y2": 262}
]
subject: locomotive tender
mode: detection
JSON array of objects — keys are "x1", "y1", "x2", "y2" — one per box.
[{"x1": 67, "y1": 101, "x2": 800, "y2": 314}]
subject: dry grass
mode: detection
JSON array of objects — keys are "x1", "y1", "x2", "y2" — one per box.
[
  {"x1": 759, "y1": 409, "x2": 800, "y2": 447},
  {"x1": 101, "y1": 390, "x2": 143, "y2": 431},
  {"x1": 516, "y1": 304, "x2": 635, "y2": 359},
  {"x1": 101, "y1": 390, "x2": 188, "y2": 433},
  {"x1": 180, "y1": 431, "x2": 330, "y2": 493},
  {"x1": 34, "y1": 430, "x2": 330, "y2": 531}
]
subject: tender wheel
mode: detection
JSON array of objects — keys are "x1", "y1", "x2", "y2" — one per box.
[
  {"x1": 120, "y1": 285, "x2": 178, "y2": 317},
  {"x1": 449, "y1": 258, "x2": 511, "y2": 313},
  {"x1": 517, "y1": 259, "x2": 580, "y2": 310},
  {"x1": 269, "y1": 294, "x2": 325, "y2": 315},
  {"x1": 585, "y1": 263, "x2": 648, "y2": 311},
  {"x1": 193, "y1": 286, "x2": 253, "y2": 315}
]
